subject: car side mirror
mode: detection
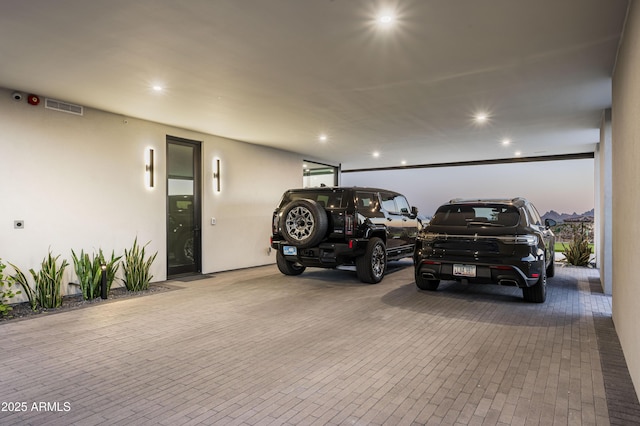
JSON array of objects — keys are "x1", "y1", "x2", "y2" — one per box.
[
  {"x1": 411, "y1": 206, "x2": 419, "y2": 218},
  {"x1": 545, "y1": 218, "x2": 556, "y2": 228}
]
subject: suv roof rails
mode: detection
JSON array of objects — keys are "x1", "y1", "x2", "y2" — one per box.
[{"x1": 448, "y1": 197, "x2": 528, "y2": 205}]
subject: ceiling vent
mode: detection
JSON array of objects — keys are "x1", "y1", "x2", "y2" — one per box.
[{"x1": 45, "y1": 98, "x2": 84, "y2": 116}]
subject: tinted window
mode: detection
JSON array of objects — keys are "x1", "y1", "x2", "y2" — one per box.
[
  {"x1": 356, "y1": 191, "x2": 380, "y2": 217},
  {"x1": 286, "y1": 190, "x2": 345, "y2": 209},
  {"x1": 526, "y1": 204, "x2": 542, "y2": 225},
  {"x1": 430, "y1": 204, "x2": 520, "y2": 227}
]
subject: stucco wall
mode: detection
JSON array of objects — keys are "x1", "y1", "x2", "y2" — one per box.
[
  {"x1": 596, "y1": 110, "x2": 613, "y2": 295},
  {"x1": 612, "y1": 0, "x2": 640, "y2": 396},
  {"x1": 0, "y1": 87, "x2": 303, "y2": 297}
]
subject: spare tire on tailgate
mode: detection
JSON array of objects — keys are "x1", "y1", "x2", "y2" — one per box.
[{"x1": 279, "y1": 199, "x2": 328, "y2": 248}]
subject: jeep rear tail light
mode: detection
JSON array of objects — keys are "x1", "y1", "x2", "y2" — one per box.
[
  {"x1": 345, "y1": 214, "x2": 354, "y2": 236},
  {"x1": 272, "y1": 214, "x2": 279, "y2": 234}
]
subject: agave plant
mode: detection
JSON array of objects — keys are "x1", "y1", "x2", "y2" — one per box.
[
  {"x1": 122, "y1": 238, "x2": 157, "y2": 292},
  {"x1": 562, "y1": 236, "x2": 592, "y2": 266}
]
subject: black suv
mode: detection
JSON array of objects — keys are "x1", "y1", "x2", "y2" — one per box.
[
  {"x1": 413, "y1": 198, "x2": 556, "y2": 302},
  {"x1": 271, "y1": 187, "x2": 420, "y2": 283}
]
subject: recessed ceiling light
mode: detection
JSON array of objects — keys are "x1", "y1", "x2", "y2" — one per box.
[
  {"x1": 502, "y1": 138, "x2": 511, "y2": 146},
  {"x1": 514, "y1": 151, "x2": 522, "y2": 157},
  {"x1": 152, "y1": 85, "x2": 163, "y2": 92},
  {"x1": 373, "y1": 151, "x2": 380, "y2": 158},
  {"x1": 377, "y1": 14, "x2": 395, "y2": 25},
  {"x1": 303, "y1": 164, "x2": 308, "y2": 169},
  {"x1": 401, "y1": 160, "x2": 407, "y2": 165},
  {"x1": 474, "y1": 113, "x2": 489, "y2": 123},
  {"x1": 319, "y1": 134, "x2": 328, "y2": 142}
]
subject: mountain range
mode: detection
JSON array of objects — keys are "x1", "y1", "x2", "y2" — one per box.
[{"x1": 541, "y1": 209, "x2": 594, "y2": 223}]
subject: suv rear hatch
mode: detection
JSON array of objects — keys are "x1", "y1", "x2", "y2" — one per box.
[
  {"x1": 424, "y1": 204, "x2": 523, "y2": 259},
  {"x1": 273, "y1": 188, "x2": 349, "y2": 240}
]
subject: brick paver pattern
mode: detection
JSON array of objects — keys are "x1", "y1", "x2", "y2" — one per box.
[{"x1": 0, "y1": 263, "x2": 628, "y2": 425}]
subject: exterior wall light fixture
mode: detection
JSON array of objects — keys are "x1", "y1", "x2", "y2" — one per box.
[
  {"x1": 146, "y1": 148, "x2": 155, "y2": 188},
  {"x1": 213, "y1": 158, "x2": 221, "y2": 192}
]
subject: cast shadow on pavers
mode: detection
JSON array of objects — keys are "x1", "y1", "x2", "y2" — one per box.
[
  {"x1": 380, "y1": 275, "x2": 581, "y2": 327},
  {"x1": 288, "y1": 260, "x2": 413, "y2": 287}
]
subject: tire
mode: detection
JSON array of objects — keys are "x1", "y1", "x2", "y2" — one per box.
[
  {"x1": 356, "y1": 237, "x2": 387, "y2": 284},
  {"x1": 276, "y1": 250, "x2": 306, "y2": 276},
  {"x1": 523, "y1": 268, "x2": 547, "y2": 303},
  {"x1": 415, "y1": 268, "x2": 440, "y2": 291},
  {"x1": 176, "y1": 234, "x2": 194, "y2": 263},
  {"x1": 546, "y1": 251, "x2": 555, "y2": 278},
  {"x1": 279, "y1": 199, "x2": 328, "y2": 248}
]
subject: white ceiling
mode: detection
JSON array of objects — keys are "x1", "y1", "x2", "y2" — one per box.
[{"x1": 0, "y1": 0, "x2": 630, "y2": 170}]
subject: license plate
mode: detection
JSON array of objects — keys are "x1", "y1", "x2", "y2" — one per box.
[
  {"x1": 283, "y1": 246, "x2": 297, "y2": 256},
  {"x1": 453, "y1": 264, "x2": 476, "y2": 277}
]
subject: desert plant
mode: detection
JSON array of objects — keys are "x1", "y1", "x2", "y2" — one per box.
[
  {"x1": 7, "y1": 262, "x2": 37, "y2": 311},
  {"x1": 122, "y1": 238, "x2": 157, "y2": 291},
  {"x1": 30, "y1": 252, "x2": 69, "y2": 308},
  {"x1": 0, "y1": 259, "x2": 21, "y2": 316},
  {"x1": 97, "y1": 249, "x2": 122, "y2": 293},
  {"x1": 71, "y1": 249, "x2": 103, "y2": 300},
  {"x1": 562, "y1": 235, "x2": 592, "y2": 266}
]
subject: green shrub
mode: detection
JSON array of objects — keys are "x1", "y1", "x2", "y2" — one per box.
[
  {"x1": 98, "y1": 249, "x2": 122, "y2": 294},
  {"x1": 0, "y1": 259, "x2": 21, "y2": 316},
  {"x1": 30, "y1": 252, "x2": 69, "y2": 309},
  {"x1": 562, "y1": 236, "x2": 592, "y2": 266},
  {"x1": 71, "y1": 248, "x2": 122, "y2": 299},
  {"x1": 71, "y1": 249, "x2": 102, "y2": 300},
  {"x1": 122, "y1": 238, "x2": 157, "y2": 292},
  {"x1": 7, "y1": 262, "x2": 37, "y2": 311}
]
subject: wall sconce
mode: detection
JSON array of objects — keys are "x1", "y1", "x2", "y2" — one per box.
[
  {"x1": 213, "y1": 158, "x2": 221, "y2": 192},
  {"x1": 146, "y1": 148, "x2": 155, "y2": 188}
]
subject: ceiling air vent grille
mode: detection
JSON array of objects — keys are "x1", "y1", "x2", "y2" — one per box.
[{"x1": 45, "y1": 98, "x2": 84, "y2": 116}]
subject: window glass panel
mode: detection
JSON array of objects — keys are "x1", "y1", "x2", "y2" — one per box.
[
  {"x1": 394, "y1": 196, "x2": 411, "y2": 215},
  {"x1": 380, "y1": 193, "x2": 398, "y2": 214},
  {"x1": 356, "y1": 192, "x2": 380, "y2": 217}
]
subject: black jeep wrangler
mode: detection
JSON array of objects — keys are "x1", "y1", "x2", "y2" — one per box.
[{"x1": 271, "y1": 187, "x2": 420, "y2": 283}]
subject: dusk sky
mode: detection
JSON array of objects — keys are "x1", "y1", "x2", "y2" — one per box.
[{"x1": 342, "y1": 159, "x2": 595, "y2": 218}]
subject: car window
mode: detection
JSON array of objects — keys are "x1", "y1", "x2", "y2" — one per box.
[
  {"x1": 286, "y1": 191, "x2": 345, "y2": 208},
  {"x1": 394, "y1": 195, "x2": 411, "y2": 215},
  {"x1": 430, "y1": 204, "x2": 520, "y2": 226},
  {"x1": 380, "y1": 192, "x2": 398, "y2": 214},
  {"x1": 356, "y1": 191, "x2": 380, "y2": 217},
  {"x1": 525, "y1": 204, "x2": 542, "y2": 225}
]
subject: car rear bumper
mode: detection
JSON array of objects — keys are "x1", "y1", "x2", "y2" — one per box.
[
  {"x1": 271, "y1": 239, "x2": 368, "y2": 268},
  {"x1": 415, "y1": 257, "x2": 544, "y2": 288}
]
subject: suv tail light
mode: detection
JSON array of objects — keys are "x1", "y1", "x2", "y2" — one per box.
[
  {"x1": 500, "y1": 234, "x2": 538, "y2": 246},
  {"x1": 272, "y1": 213, "x2": 279, "y2": 235},
  {"x1": 512, "y1": 235, "x2": 538, "y2": 246},
  {"x1": 345, "y1": 214, "x2": 354, "y2": 236}
]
